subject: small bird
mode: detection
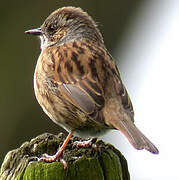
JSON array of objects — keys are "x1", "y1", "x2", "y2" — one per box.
[{"x1": 25, "y1": 7, "x2": 159, "y2": 163}]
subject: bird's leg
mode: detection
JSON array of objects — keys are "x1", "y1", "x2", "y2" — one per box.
[
  {"x1": 39, "y1": 131, "x2": 73, "y2": 168},
  {"x1": 74, "y1": 137, "x2": 97, "y2": 148}
]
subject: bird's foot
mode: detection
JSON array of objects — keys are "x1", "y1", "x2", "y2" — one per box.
[
  {"x1": 74, "y1": 138, "x2": 97, "y2": 148},
  {"x1": 39, "y1": 153, "x2": 59, "y2": 162},
  {"x1": 38, "y1": 131, "x2": 73, "y2": 168},
  {"x1": 38, "y1": 151, "x2": 67, "y2": 168}
]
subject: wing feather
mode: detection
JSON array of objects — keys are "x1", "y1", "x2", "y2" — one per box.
[{"x1": 51, "y1": 43, "x2": 105, "y2": 116}]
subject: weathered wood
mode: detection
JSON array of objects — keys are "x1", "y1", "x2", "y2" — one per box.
[{"x1": 0, "y1": 133, "x2": 130, "y2": 180}]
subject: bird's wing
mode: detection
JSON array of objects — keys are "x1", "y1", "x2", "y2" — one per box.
[
  {"x1": 104, "y1": 52, "x2": 134, "y2": 120},
  {"x1": 48, "y1": 42, "x2": 105, "y2": 117},
  {"x1": 114, "y1": 66, "x2": 134, "y2": 118}
]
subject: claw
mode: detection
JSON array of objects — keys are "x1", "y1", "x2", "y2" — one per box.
[{"x1": 59, "y1": 158, "x2": 68, "y2": 169}]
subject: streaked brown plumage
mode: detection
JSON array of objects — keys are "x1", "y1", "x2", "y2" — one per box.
[{"x1": 25, "y1": 6, "x2": 158, "y2": 163}]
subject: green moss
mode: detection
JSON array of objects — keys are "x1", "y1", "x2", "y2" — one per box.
[
  {"x1": 23, "y1": 162, "x2": 65, "y2": 180},
  {"x1": 21, "y1": 157, "x2": 104, "y2": 180},
  {"x1": 67, "y1": 156, "x2": 104, "y2": 180},
  {"x1": 99, "y1": 150, "x2": 123, "y2": 180}
]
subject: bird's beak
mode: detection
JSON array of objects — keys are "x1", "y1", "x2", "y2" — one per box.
[{"x1": 25, "y1": 28, "x2": 42, "y2": 35}]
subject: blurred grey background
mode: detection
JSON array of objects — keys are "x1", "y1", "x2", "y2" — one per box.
[{"x1": 1, "y1": 1, "x2": 179, "y2": 179}]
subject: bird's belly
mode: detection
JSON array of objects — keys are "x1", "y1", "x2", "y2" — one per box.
[{"x1": 74, "y1": 125, "x2": 110, "y2": 138}]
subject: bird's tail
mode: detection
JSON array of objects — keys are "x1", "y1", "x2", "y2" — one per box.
[
  {"x1": 111, "y1": 118, "x2": 159, "y2": 154},
  {"x1": 116, "y1": 119, "x2": 159, "y2": 154}
]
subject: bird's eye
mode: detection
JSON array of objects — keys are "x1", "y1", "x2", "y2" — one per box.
[{"x1": 48, "y1": 23, "x2": 57, "y2": 33}]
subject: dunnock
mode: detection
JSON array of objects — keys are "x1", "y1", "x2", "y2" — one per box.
[{"x1": 25, "y1": 7, "x2": 159, "y2": 163}]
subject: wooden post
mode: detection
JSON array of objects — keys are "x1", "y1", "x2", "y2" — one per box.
[{"x1": 0, "y1": 133, "x2": 130, "y2": 180}]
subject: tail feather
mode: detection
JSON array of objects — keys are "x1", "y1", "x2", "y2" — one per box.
[{"x1": 114, "y1": 119, "x2": 159, "y2": 154}]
